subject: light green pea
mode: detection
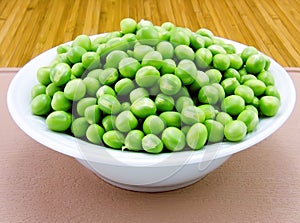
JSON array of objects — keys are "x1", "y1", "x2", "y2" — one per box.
[
  {"x1": 50, "y1": 63, "x2": 71, "y2": 86},
  {"x1": 64, "y1": 79, "x2": 86, "y2": 101},
  {"x1": 67, "y1": 45, "x2": 87, "y2": 64},
  {"x1": 198, "y1": 104, "x2": 217, "y2": 120},
  {"x1": 174, "y1": 45, "x2": 195, "y2": 61},
  {"x1": 257, "y1": 70, "x2": 275, "y2": 86},
  {"x1": 130, "y1": 97, "x2": 156, "y2": 118},
  {"x1": 244, "y1": 79, "x2": 266, "y2": 97},
  {"x1": 119, "y1": 57, "x2": 141, "y2": 78},
  {"x1": 141, "y1": 51, "x2": 163, "y2": 69},
  {"x1": 135, "y1": 66, "x2": 160, "y2": 88},
  {"x1": 198, "y1": 85, "x2": 219, "y2": 105},
  {"x1": 120, "y1": 18, "x2": 137, "y2": 34},
  {"x1": 46, "y1": 83, "x2": 62, "y2": 97},
  {"x1": 228, "y1": 54, "x2": 243, "y2": 70},
  {"x1": 237, "y1": 109, "x2": 259, "y2": 132},
  {"x1": 103, "y1": 130, "x2": 125, "y2": 149},
  {"x1": 221, "y1": 77, "x2": 240, "y2": 95},
  {"x1": 76, "y1": 97, "x2": 97, "y2": 117},
  {"x1": 159, "y1": 74, "x2": 182, "y2": 96},
  {"x1": 114, "y1": 78, "x2": 135, "y2": 96},
  {"x1": 155, "y1": 93, "x2": 174, "y2": 112},
  {"x1": 190, "y1": 71, "x2": 210, "y2": 92},
  {"x1": 213, "y1": 54, "x2": 230, "y2": 71},
  {"x1": 124, "y1": 130, "x2": 144, "y2": 151},
  {"x1": 190, "y1": 34, "x2": 205, "y2": 50},
  {"x1": 86, "y1": 124, "x2": 105, "y2": 145},
  {"x1": 175, "y1": 96, "x2": 194, "y2": 112},
  {"x1": 51, "y1": 91, "x2": 71, "y2": 111},
  {"x1": 37, "y1": 67, "x2": 52, "y2": 85},
  {"x1": 46, "y1": 111, "x2": 72, "y2": 132},
  {"x1": 224, "y1": 120, "x2": 247, "y2": 142},
  {"x1": 181, "y1": 105, "x2": 206, "y2": 125},
  {"x1": 102, "y1": 115, "x2": 116, "y2": 131},
  {"x1": 133, "y1": 44, "x2": 154, "y2": 61},
  {"x1": 71, "y1": 117, "x2": 90, "y2": 138},
  {"x1": 265, "y1": 86, "x2": 281, "y2": 100},
  {"x1": 98, "y1": 68, "x2": 119, "y2": 85},
  {"x1": 71, "y1": 63, "x2": 86, "y2": 78},
  {"x1": 156, "y1": 41, "x2": 174, "y2": 59},
  {"x1": 224, "y1": 68, "x2": 241, "y2": 81},
  {"x1": 83, "y1": 77, "x2": 100, "y2": 97},
  {"x1": 31, "y1": 84, "x2": 46, "y2": 99},
  {"x1": 259, "y1": 96, "x2": 280, "y2": 117},
  {"x1": 142, "y1": 134, "x2": 164, "y2": 154},
  {"x1": 105, "y1": 50, "x2": 128, "y2": 69},
  {"x1": 82, "y1": 51, "x2": 100, "y2": 69},
  {"x1": 162, "y1": 127, "x2": 186, "y2": 152},
  {"x1": 234, "y1": 85, "x2": 255, "y2": 104},
  {"x1": 215, "y1": 112, "x2": 233, "y2": 126},
  {"x1": 175, "y1": 59, "x2": 197, "y2": 85},
  {"x1": 160, "y1": 59, "x2": 176, "y2": 75},
  {"x1": 221, "y1": 95, "x2": 245, "y2": 116},
  {"x1": 136, "y1": 26, "x2": 159, "y2": 46},
  {"x1": 205, "y1": 69, "x2": 222, "y2": 84},
  {"x1": 72, "y1": 34, "x2": 92, "y2": 51},
  {"x1": 84, "y1": 105, "x2": 101, "y2": 124},
  {"x1": 143, "y1": 115, "x2": 166, "y2": 135},
  {"x1": 115, "y1": 110, "x2": 138, "y2": 132},
  {"x1": 204, "y1": 120, "x2": 224, "y2": 143},
  {"x1": 195, "y1": 48, "x2": 213, "y2": 69},
  {"x1": 31, "y1": 94, "x2": 51, "y2": 115},
  {"x1": 130, "y1": 87, "x2": 149, "y2": 103},
  {"x1": 159, "y1": 111, "x2": 181, "y2": 128},
  {"x1": 98, "y1": 94, "x2": 122, "y2": 115},
  {"x1": 96, "y1": 85, "x2": 116, "y2": 98},
  {"x1": 240, "y1": 74, "x2": 257, "y2": 84},
  {"x1": 208, "y1": 44, "x2": 227, "y2": 55}
]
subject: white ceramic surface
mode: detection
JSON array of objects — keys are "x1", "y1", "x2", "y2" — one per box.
[{"x1": 7, "y1": 36, "x2": 296, "y2": 192}]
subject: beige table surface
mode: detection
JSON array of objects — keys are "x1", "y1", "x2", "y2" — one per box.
[{"x1": 1, "y1": 68, "x2": 300, "y2": 223}]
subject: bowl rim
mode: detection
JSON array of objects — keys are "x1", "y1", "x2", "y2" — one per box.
[{"x1": 6, "y1": 35, "x2": 296, "y2": 167}]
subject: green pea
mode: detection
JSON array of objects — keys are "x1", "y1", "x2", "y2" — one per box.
[
  {"x1": 181, "y1": 105, "x2": 206, "y2": 125},
  {"x1": 46, "y1": 83, "x2": 62, "y2": 98},
  {"x1": 204, "y1": 120, "x2": 224, "y2": 143},
  {"x1": 103, "y1": 130, "x2": 125, "y2": 149},
  {"x1": 175, "y1": 96, "x2": 194, "y2": 112},
  {"x1": 228, "y1": 54, "x2": 243, "y2": 70},
  {"x1": 124, "y1": 130, "x2": 144, "y2": 151},
  {"x1": 169, "y1": 27, "x2": 190, "y2": 46},
  {"x1": 160, "y1": 59, "x2": 176, "y2": 75},
  {"x1": 161, "y1": 21, "x2": 175, "y2": 31},
  {"x1": 67, "y1": 45, "x2": 87, "y2": 63},
  {"x1": 156, "y1": 41, "x2": 174, "y2": 59},
  {"x1": 162, "y1": 127, "x2": 186, "y2": 152},
  {"x1": 234, "y1": 85, "x2": 255, "y2": 104},
  {"x1": 114, "y1": 78, "x2": 135, "y2": 96},
  {"x1": 155, "y1": 93, "x2": 174, "y2": 111},
  {"x1": 130, "y1": 97, "x2": 156, "y2": 118},
  {"x1": 224, "y1": 120, "x2": 247, "y2": 142},
  {"x1": 98, "y1": 68, "x2": 119, "y2": 85},
  {"x1": 142, "y1": 134, "x2": 164, "y2": 154},
  {"x1": 221, "y1": 95, "x2": 245, "y2": 116},
  {"x1": 159, "y1": 111, "x2": 181, "y2": 128},
  {"x1": 221, "y1": 77, "x2": 240, "y2": 95},
  {"x1": 76, "y1": 97, "x2": 97, "y2": 116},
  {"x1": 211, "y1": 83, "x2": 225, "y2": 102},
  {"x1": 240, "y1": 74, "x2": 257, "y2": 84},
  {"x1": 198, "y1": 85, "x2": 219, "y2": 105},
  {"x1": 208, "y1": 44, "x2": 227, "y2": 55},
  {"x1": 174, "y1": 45, "x2": 195, "y2": 61},
  {"x1": 143, "y1": 115, "x2": 165, "y2": 135},
  {"x1": 237, "y1": 109, "x2": 259, "y2": 132},
  {"x1": 251, "y1": 97, "x2": 260, "y2": 108},
  {"x1": 71, "y1": 62, "x2": 86, "y2": 78},
  {"x1": 195, "y1": 48, "x2": 213, "y2": 69},
  {"x1": 120, "y1": 18, "x2": 137, "y2": 34},
  {"x1": 257, "y1": 70, "x2": 275, "y2": 86},
  {"x1": 175, "y1": 59, "x2": 197, "y2": 85},
  {"x1": 133, "y1": 44, "x2": 154, "y2": 61},
  {"x1": 31, "y1": 84, "x2": 46, "y2": 99},
  {"x1": 96, "y1": 85, "x2": 116, "y2": 98},
  {"x1": 215, "y1": 112, "x2": 233, "y2": 126},
  {"x1": 149, "y1": 83, "x2": 160, "y2": 95},
  {"x1": 238, "y1": 67, "x2": 248, "y2": 77},
  {"x1": 84, "y1": 105, "x2": 101, "y2": 124},
  {"x1": 119, "y1": 57, "x2": 141, "y2": 78},
  {"x1": 72, "y1": 34, "x2": 92, "y2": 51},
  {"x1": 102, "y1": 115, "x2": 116, "y2": 131},
  {"x1": 130, "y1": 87, "x2": 149, "y2": 103},
  {"x1": 83, "y1": 77, "x2": 100, "y2": 97},
  {"x1": 86, "y1": 124, "x2": 105, "y2": 145},
  {"x1": 244, "y1": 79, "x2": 266, "y2": 97},
  {"x1": 64, "y1": 78, "x2": 86, "y2": 101},
  {"x1": 57, "y1": 44, "x2": 71, "y2": 54},
  {"x1": 46, "y1": 111, "x2": 72, "y2": 132},
  {"x1": 259, "y1": 96, "x2": 280, "y2": 117},
  {"x1": 190, "y1": 34, "x2": 205, "y2": 50},
  {"x1": 98, "y1": 94, "x2": 122, "y2": 115},
  {"x1": 241, "y1": 46, "x2": 258, "y2": 63},
  {"x1": 50, "y1": 63, "x2": 71, "y2": 86},
  {"x1": 37, "y1": 67, "x2": 52, "y2": 85},
  {"x1": 221, "y1": 43, "x2": 236, "y2": 54},
  {"x1": 198, "y1": 104, "x2": 217, "y2": 120},
  {"x1": 82, "y1": 51, "x2": 100, "y2": 69},
  {"x1": 121, "y1": 102, "x2": 131, "y2": 111},
  {"x1": 190, "y1": 71, "x2": 209, "y2": 92},
  {"x1": 102, "y1": 37, "x2": 129, "y2": 56},
  {"x1": 245, "y1": 54, "x2": 266, "y2": 74},
  {"x1": 141, "y1": 51, "x2": 163, "y2": 69},
  {"x1": 159, "y1": 74, "x2": 182, "y2": 96},
  {"x1": 115, "y1": 110, "x2": 138, "y2": 132},
  {"x1": 136, "y1": 26, "x2": 159, "y2": 46},
  {"x1": 186, "y1": 123, "x2": 207, "y2": 150},
  {"x1": 224, "y1": 68, "x2": 241, "y2": 81},
  {"x1": 196, "y1": 27, "x2": 214, "y2": 39},
  {"x1": 205, "y1": 69, "x2": 222, "y2": 84},
  {"x1": 265, "y1": 86, "x2": 281, "y2": 100},
  {"x1": 105, "y1": 50, "x2": 128, "y2": 69},
  {"x1": 245, "y1": 105, "x2": 259, "y2": 115},
  {"x1": 213, "y1": 54, "x2": 230, "y2": 71},
  {"x1": 51, "y1": 91, "x2": 71, "y2": 111},
  {"x1": 31, "y1": 94, "x2": 51, "y2": 115},
  {"x1": 135, "y1": 66, "x2": 160, "y2": 88},
  {"x1": 71, "y1": 117, "x2": 89, "y2": 138}
]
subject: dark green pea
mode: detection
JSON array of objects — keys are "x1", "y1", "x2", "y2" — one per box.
[
  {"x1": 175, "y1": 59, "x2": 197, "y2": 85},
  {"x1": 115, "y1": 110, "x2": 138, "y2": 132},
  {"x1": 237, "y1": 109, "x2": 259, "y2": 132},
  {"x1": 71, "y1": 63, "x2": 85, "y2": 78},
  {"x1": 195, "y1": 48, "x2": 213, "y2": 69},
  {"x1": 204, "y1": 120, "x2": 224, "y2": 143},
  {"x1": 234, "y1": 85, "x2": 255, "y2": 104},
  {"x1": 114, "y1": 78, "x2": 135, "y2": 96},
  {"x1": 51, "y1": 91, "x2": 71, "y2": 111},
  {"x1": 265, "y1": 86, "x2": 281, "y2": 100},
  {"x1": 156, "y1": 41, "x2": 174, "y2": 59},
  {"x1": 198, "y1": 85, "x2": 219, "y2": 105},
  {"x1": 96, "y1": 85, "x2": 116, "y2": 98},
  {"x1": 31, "y1": 84, "x2": 46, "y2": 99},
  {"x1": 50, "y1": 63, "x2": 71, "y2": 86},
  {"x1": 46, "y1": 111, "x2": 72, "y2": 132},
  {"x1": 135, "y1": 66, "x2": 160, "y2": 88},
  {"x1": 83, "y1": 77, "x2": 100, "y2": 97},
  {"x1": 198, "y1": 104, "x2": 217, "y2": 120},
  {"x1": 98, "y1": 94, "x2": 122, "y2": 115},
  {"x1": 141, "y1": 51, "x2": 163, "y2": 70},
  {"x1": 130, "y1": 97, "x2": 156, "y2": 118},
  {"x1": 162, "y1": 127, "x2": 186, "y2": 152},
  {"x1": 205, "y1": 69, "x2": 222, "y2": 84},
  {"x1": 130, "y1": 88, "x2": 149, "y2": 103},
  {"x1": 181, "y1": 105, "x2": 206, "y2": 125},
  {"x1": 98, "y1": 68, "x2": 119, "y2": 85},
  {"x1": 37, "y1": 67, "x2": 52, "y2": 85},
  {"x1": 257, "y1": 70, "x2": 275, "y2": 86},
  {"x1": 224, "y1": 120, "x2": 247, "y2": 142},
  {"x1": 155, "y1": 93, "x2": 174, "y2": 111},
  {"x1": 215, "y1": 112, "x2": 233, "y2": 126},
  {"x1": 64, "y1": 79, "x2": 86, "y2": 101},
  {"x1": 119, "y1": 57, "x2": 141, "y2": 78},
  {"x1": 31, "y1": 94, "x2": 51, "y2": 115},
  {"x1": 105, "y1": 50, "x2": 128, "y2": 69},
  {"x1": 46, "y1": 83, "x2": 62, "y2": 97},
  {"x1": 103, "y1": 130, "x2": 125, "y2": 149},
  {"x1": 71, "y1": 117, "x2": 89, "y2": 138},
  {"x1": 84, "y1": 105, "x2": 101, "y2": 124},
  {"x1": 86, "y1": 124, "x2": 105, "y2": 145},
  {"x1": 124, "y1": 130, "x2": 144, "y2": 151},
  {"x1": 159, "y1": 111, "x2": 181, "y2": 128},
  {"x1": 160, "y1": 59, "x2": 176, "y2": 75},
  {"x1": 102, "y1": 115, "x2": 117, "y2": 131},
  {"x1": 221, "y1": 77, "x2": 240, "y2": 95},
  {"x1": 159, "y1": 74, "x2": 182, "y2": 96},
  {"x1": 142, "y1": 134, "x2": 164, "y2": 154},
  {"x1": 143, "y1": 115, "x2": 165, "y2": 135},
  {"x1": 221, "y1": 95, "x2": 245, "y2": 116}
]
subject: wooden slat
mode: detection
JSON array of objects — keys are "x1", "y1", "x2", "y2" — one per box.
[{"x1": 0, "y1": 0, "x2": 299, "y2": 67}]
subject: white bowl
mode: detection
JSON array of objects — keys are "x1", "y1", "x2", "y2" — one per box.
[{"x1": 7, "y1": 37, "x2": 296, "y2": 192}]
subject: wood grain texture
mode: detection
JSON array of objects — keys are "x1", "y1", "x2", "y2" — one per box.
[{"x1": 0, "y1": 0, "x2": 299, "y2": 67}]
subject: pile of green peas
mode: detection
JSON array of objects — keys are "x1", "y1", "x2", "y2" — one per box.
[{"x1": 30, "y1": 18, "x2": 281, "y2": 154}]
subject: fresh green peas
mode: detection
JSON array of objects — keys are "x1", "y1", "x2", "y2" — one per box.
[
  {"x1": 105, "y1": 50, "x2": 128, "y2": 69},
  {"x1": 160, "y1": 59, "x2": 176, "y2": 75},
  {"x1": 169, "y1": 27, "x2": 191, "y2": 46},
  {"x1": 228, "y1": 54, "x2": 243, "y2": 70},
  {"x1": 186, "y1": 123, "x2": 208, "y2": 150},
  {"x1": 141, "y1": 51, "x2": 163, "y2": 69},
  {"x1": 257, "y1": 70, "x2": 275, "y2": 86},
  {"x1": 234, "y1": 85, "x2": 255, "y2": 104},
  {"x1": 198, "y1": 85, "x2": 219, "y2": 105},
  {"x1": 213, "y1": 54, "x2": 231, "y2": 71},
  {"x1": 71, "y1": 63, "x2": 85, "y2": 78},
  {"x1": 83, "y1": 77, "x2": 100, "y2": 96},
  {"x1": 124, "y1": 130, "x2": 144, "y2": 151},
  {"x1": 215, "y1": 112, "x2": 233, "y2": 126},
  {"x1": 205, "y1": 69, "x2": 222, "y2": 84},
  {"x1": 190, "y1": 71, "x2": 210, "y2": 91},
  {"x1": 51, "y1": 91, "x2": 71, "y2": 111},
  {"x1": 96, "y1": 85, "x2": 116, "y2": 98},
  {"x1": 198, "y1": 104, "x2": 217, "y2": 120},
  {"x1": 115, "y1": 110, "x2": 138, "y2": 132},
  {"x1": 37, "y1": 67, "x2": 52, "y2": 85},
  {"x1": 31, "y1": 84, "x2": 46, "y2": 99},
  {"x1": 98, "y1": 94, "x2": 122, "y2": 115},
  {"x1": 136, "y1": 26, "x2": 159, "y2": 46},
  {"x1": 67, "y1": 45, "x2": 87, "y2": 64},
  {"x1": 142, "y1": 134, "x2": 164, "y2": 154},
  {"x1": 175, "y1": 96, "x2": 194, "y2": 112},
  {"x1": 156, "y1": 41, "x2": 174, "y2": 59},
  {"x1": 76, "y1": 97, "x2": 97, "y2": 116},
  {"x1": 224, "y1": 68, "x2": 241, "y2": 81},
  {"x1": 195, "y1": 48, "x2": 213, "y2": 69},
  {"x1": 159, "y1": 111, "x2": 181, "y2": 128},
  {"x1": 98, "y1": 68, "x2": 119, "y2": 85},
  {"x1": 46, "y1": 111, "x2": 72, "y2": 132},
  {"x1": 143, "y1": 115, "x2": 165, "y2": 135},
  {"x1": 241, "y1": 46, "x2": 258, "y2": 63},
  {"x1": 114, "y1": 78, "x2": 135, "y2": 96},
  {"x1": 265, "y1": 86, "x2": 281, "y2": 99},
  {"x1": 174, "y1": 45, "x2": 195, "y2": 61},
  {"x1": 120, "y1": 18, "x2": 137, "y2": 34},
  {"x1": 64, "y1": 78, "x2": 86, "y2": 101},
  {"x1": 103, "y1": 130, "x2": 125, "y2": 149},
  {"x1": 162, "y1": 127, "x2": 186, "y2": 152},
  {"x1": 72, "y1": 34, "x2": 92, "y2": 51},
  {"x1": 259, "y1": 96, "x2": 280, "y2": 117},
  {"x1": 204, "y1": 120, "x2": 224, "y2": 143},
  {"x1": 130, "y1": 97, "x2": 156, "y2": 118},
  {"x1": 133, "y1": 44, "x2": 154, "y2": 61},
  {"x1": 237, "y1": 109, "x2": 259, "y2": 132},
  {"x1": 244, "y1": 79, "x2": 266, "y2": 97},
  {"x1": 224, "y1": 120, "x2": 247, "y2": 142},
  {"x1": 82, "y1": 51, "x2": 100, "y2": 69},
  {"x1": 221, "y1": 95, "x2": 245, "y2": 116},
  {"x1": 130, "y1": 87, "x2": 149, "y2": 103},
  {"x1": 245, "y1": 54, "x2": 266, "y2": 74},
  {"x1": 84, "y1": 105, "x2": 101, "y2": 124},
  {"x1": 155, "y1": 93, "x2": 175, "y2": 111},
  {"x1": 57, "y1": 44, "x2": 71, "y2": 54},
  {"x1": 45, "y1": 83, "x2": 62, "y2": 97},
  {"x1": 208, "y1": 44, "x2": 227, "y2": 55},
  {"x1": 50, "y1": 63, "x2": 71, "y2": 86},
  {"x1": 240, "y1": 74, "x2": 257, "y2": 84},
  {"x1": 175, "y1": 59, "x2": 197, "y2": 85},
  {"x1": 119, "y1": 57, "x2": 141, "y2": 78},
  {"x1": 135, "y1": 66, "x2": 160, "y2": 88},
  {"x1": 71, "y1": 117, "x2": 90, "y2": 138},
  {"x1": 102, "y1": 115, "x2": 116, "y2": 131},
  {"x1": 221, "y1": 77, "x2": 240, "y2": 95},
  {"x1": 181, "y1": 105, "x2": 206, "y2": 125},
  {"x1": 190, "y1": 34, "x2": 205, "y2": 50},
  {"x1": 159, "y1": 74, "x2": 182, "y2": 95},
  {"x1": 31, "y1": 94, "x2": 52, "y2": 115},
  {"x1": 86, "y1": 124, "x2": 105, "y2": 145}
]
